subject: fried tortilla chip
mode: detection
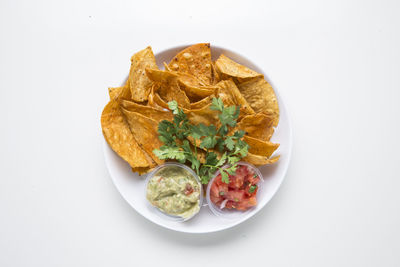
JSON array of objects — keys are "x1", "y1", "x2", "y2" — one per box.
[
  {"x1": 120, "y1": 108, "x2": 165, "y2": 165},
  {"x1": 190, "y1": 95, "x2": 214, "y2": 109},
  {"x1": 186, "y1": 103, "x2": 220, "y2": 126},
  {"x1": 236, "y1": 113, "x2": 275, "y2": 141},
  {"x1": 163, "y1": 62, "x2": 171, "y2": 71},
  {"x1": 153, "y1": 93, "x2": 170, "y2": 109},
  {"x1": 176, "y1": 72, "x2": 206, "y2": 87},
  {"x1": 243, "y1": 154, "x2": 280, "y2": 166},
  {"x1": 215, "y1": 80, "x2": 254, "y2": 116},
  {"x1": 101, "y1": 100, "x2": 155, "y2": 171},
  {"x1": 168, "y1": 43, "x2": 213, "y2": 85},
  {"x1": 215, "y1": 54, "x2": 263, "y2": 80},
  {"x1": 108, "y1": 86, "x2": 124, "y2": 100},
  {"x1": 211, "y1": 62, "x2": 221, "y2": 85},
  {"x1": 127, "y1": 46, "x2": 158, "y2": 102},
  {"x1": 178, "y1": 79, "x2": 215, "y2": 102},
  {"x1": 120, "y1": 100, "x2": 173, "y2": 122},
  {"x1": 145, "y1": 68, "x2": 190, "y2": 109},
  {"x1": 244, "y1": 135, "x2": 279, "y2": 158},
  {"x1": 237, "y1": 77, "x2": 279, "y2": 126}
]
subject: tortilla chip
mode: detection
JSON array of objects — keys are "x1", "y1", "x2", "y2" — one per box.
[
  {"x1": 168, "y1": 43, "x2": 213, "y2": 85},
  {"x1": 237, "y1": 77, "x2": 279, "y2": 126},
  {"x1": 236, "y1": 113, "x2": 275, "y2": 141},
  {"x1": 190, "y1": 95, "x2": 214, "y2": 109},
  {"x1": 163, "y1": 62, "x2": 171, "y2": 71},
  {"x1": 145, "y1": 68, "x2": 190, "y2": 109},
  {"x1": 243, "y1": 154, "x2": 280, "y2": 166},
  {"x1": 120, "y1": 108, "x2": 165, "y2": 165},
  {"x1": 101, "y1": 100, "x2": 155, "y2": 170},
  {"x1": 215, "y1": 80, "x2": 254, "y2": 116},
  {"x1": 127, "y1": 46, "x2": 158, "y2": 102},
  {"x1": 186, "y1": 103, "x2": 220, "y2": 126},
  {"x1": 178, "y1": 79, "x2": 215, "y2": 102},
  {"x1": 215, "y1": 54, "x2": 263, "y2": 80},
  {"x1": 120, "y1": 100, "x2": 173, "y2": 122},
  {"x1": 244, "y1": 135, "x2": 279, "y2": 158},
  {"x1": 211, "y1": 62, "x2": 221, "y2": 85},
  {"x1": 108, "y1": 86, "x2": 124, "y2": 100},
  {"x1": 153, "y1": 93, "x2": 170, "y2": 109}
]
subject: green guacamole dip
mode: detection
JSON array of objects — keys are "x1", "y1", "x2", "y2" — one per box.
[{"x1": 146, "y1": 166, "x2": 200, "y2": 219}]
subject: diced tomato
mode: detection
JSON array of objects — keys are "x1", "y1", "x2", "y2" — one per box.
[
  {"x1": 209, "y1": 164, "x2": 261, "y2": 212},
  {"x1": 225, "y1": 190, "x2": 245, "y2": 202},
  {"x1": 225, "y1": 200, "x2": 235, "y2": 209},
  {"x1": 210, "y1": 193, "x2": 222, "y2": 204},
  {"x1": 236, "y1": 196, "x2": 257, "y2": 210},
  {"x1": 247, "y1": 173, "x2": 260, "y2": 184},
  {"x1": 244, "y1": 184, "x2": 258, "y2": 197},
  {"x1": 210, "y1": 183, "x2": 220, "y2": 198},
  {"x1": 229, "y1": 165, "x2": 247, "y2": 189}
]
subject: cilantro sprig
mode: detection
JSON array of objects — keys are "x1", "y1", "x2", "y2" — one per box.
[{"x1": 153, "y1": 98, "x2": 249, "y2": 184}]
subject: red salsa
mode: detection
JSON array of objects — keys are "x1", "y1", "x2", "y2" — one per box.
[{"x1": 210, "y1": 165, "x2": 260, "y2": 211}]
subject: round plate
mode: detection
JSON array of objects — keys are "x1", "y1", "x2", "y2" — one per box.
[{"x1": 103, "y1": 45, "x2": 293, "y2": 233}]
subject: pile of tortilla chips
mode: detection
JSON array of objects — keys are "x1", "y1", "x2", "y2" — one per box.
[{"x1": 101, "y1": 43, "x2": 280, "y2": 175}]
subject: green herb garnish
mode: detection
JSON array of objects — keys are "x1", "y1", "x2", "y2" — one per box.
[
  {"x1": 153, "y1": 97, "x2": 249, "y2": 184},
  {"x1": 249, "y1": 185, "x2": 257, "y2": 193}
]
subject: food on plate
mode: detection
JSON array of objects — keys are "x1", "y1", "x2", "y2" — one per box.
[
  {"x1": 237, "y1": 77, "x2": 279, "y2": 126},
  {"x1": 101, "y1": 43, "x2": 281, "y2": 214},
  {"x1": 146, "y1": 165, "x2": 201, "y2": 219},
  {"x1": 209, "y1": 164, "x2": 260, "y2": 211},
  {"x1": 127, "y1": 46, "x2": 158, "y2": 102},
  {"x1": 215, "y1": 54, "x2": 263, "y2": 80},
  {"x1": 167, "y1": 43, "x2": 213, "y2": 85}
]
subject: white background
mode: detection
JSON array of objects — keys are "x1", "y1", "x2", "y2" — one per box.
[{"x1": 1, "y1": 0, "x2": 399, "y2": 266}]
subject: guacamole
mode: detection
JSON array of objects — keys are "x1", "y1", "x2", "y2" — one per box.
[{"x1": 146, "y1": 166, "x2": 200, "y2": 219}]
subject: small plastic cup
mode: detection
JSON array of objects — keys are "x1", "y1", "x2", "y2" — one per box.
[
  {"x1": 206, "y1": 161, "x2": 264, "y2": 220},
  {"x1": 144, "y1": 163, "x2": 203, "y2": 222}
]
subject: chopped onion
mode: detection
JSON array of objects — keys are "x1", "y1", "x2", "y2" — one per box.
[{"x1": 220, "y1": 199, "x2": 228, "y2": 209}]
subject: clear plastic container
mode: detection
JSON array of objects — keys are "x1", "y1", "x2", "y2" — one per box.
[
  {"x1": 206, "y1": 161, "x2": 264, "y2": 220},
  {"x1": 144, "y1": 163, "x2": 203, "y2": 222}
]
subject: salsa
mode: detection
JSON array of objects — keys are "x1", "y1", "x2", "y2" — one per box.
[
  {"x1": 146, "y1": 166, "x2": 201, "y2": 219},
  {"x1": 210, "y1": 165, "x2": 260, "y2": 211}
]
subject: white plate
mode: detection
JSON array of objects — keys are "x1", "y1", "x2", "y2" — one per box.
[{"x1": 103, "y1": 45, "x2": 293, "y2": 233}]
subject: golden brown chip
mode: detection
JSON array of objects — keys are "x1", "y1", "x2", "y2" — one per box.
[
  {"x1": 127, "y1": 46, "x2": 158, "y2": 102},
  {"x1": 178, "y1": 79, "x2": 215, "y2": 102},
  {"x1": 215, "y1": 54, "x2": 263, "y2": 80},
  {"x1": 108, "y1": 86, "x2": 124, "y2": 100},
  {"x1": 145, "y1": 68, "x2": 191, "y2": 109},
  {"x1": 186, "y1": 103, "x2": 220, "y2": 126},
  {"x1": 168, "y1": 43, "x2": 213, "y2": 85},
  {"x1": 120, "y1": 108, "x2": 165, "y2": 165},
  {"x1": 243, "y1": 154, "x2": 280, "y2": 166},
  {"x1": 244, "y1": 135, "x2": 279, "y2": 158},
  {"x1": 215, "y1": 80, "x2": 254, "y2": 117},
  {"x1": 163, "y1": 62, "x2": 171, "y2": 71},
  {"x1": 120, "y1": 99, "x2": 173, "y2": 122},
  {"x1": 235, "y1": 113, "x2": 275, "y2": 141},
  {"x1": 237, "y1": 77, "x2": 279, "y2": 126},
  {"x1": 101, "y1": 100, "x2": 155, "y2": 170},
  {"x1": 211, "y1": 62, "x2": 221, "y2": 85},
  {"x1": 190, "y1": 95, "x2": 214, "y2": 109},
  {"x1": 153, "y1": 93, "x2": 170, "y2": 109}
]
